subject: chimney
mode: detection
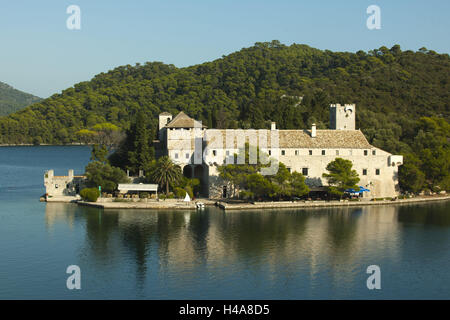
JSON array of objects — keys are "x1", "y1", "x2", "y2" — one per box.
[
  {"x1": 271, "y1": 122, "x2": 276, "y2": 130},
  {"x1": 68, "y1": 169, "x2": 74, "y2": 178},
  {"x1": 311, "y1": 123, "x2": 317, "y2": 138}
]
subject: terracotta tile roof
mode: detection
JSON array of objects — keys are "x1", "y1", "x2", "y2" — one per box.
[
  {"x1": 166, "y1": 112, "x2": 372, "y2": 149},
  {"x1": 279, "y1": 129, "x2": 372, "y2": 149},
  {"x1": 204, "y1": 129, "x2": 372, "y2": 149},
  {"x1": 166, "y1": 111, "x2": 207, "y2": 128}
]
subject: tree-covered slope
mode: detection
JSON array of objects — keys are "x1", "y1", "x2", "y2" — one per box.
[
  {"x1": 0, "y1": 82, "x2": 41, "y2": 116},
  {"x1": 0, "y1": 41, "x2": 448, "y2": 153}
]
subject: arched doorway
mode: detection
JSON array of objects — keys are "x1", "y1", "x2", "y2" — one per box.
[
  {"x1": 183, "y1": 165, "x2": 194, "y2": 179},
  {"x1": 194, "y1": 165, "x2": 209, "y2": 197},
  {"x1": 182, "y1": 164, "x2": 208, "y2": 198}
]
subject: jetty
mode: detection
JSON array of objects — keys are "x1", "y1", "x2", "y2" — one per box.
[{"x1": 215, "y1": 195, "x2": 450, "y2": 211}]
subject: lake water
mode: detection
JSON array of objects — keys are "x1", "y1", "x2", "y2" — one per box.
[{"x1": 0, "y1": 146, "x2": 449, "y2": 299}]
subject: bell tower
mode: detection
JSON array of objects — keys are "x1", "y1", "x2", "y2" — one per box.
[
  {"x1": 330, "y1": 104, "x2": 355, "y2": 130},
  {"x1": 158, "y1": 112, "x2": 172, "y2": 141},
  {"x1": 159, "y1": 112, "x2": 172, "y2": 131}
]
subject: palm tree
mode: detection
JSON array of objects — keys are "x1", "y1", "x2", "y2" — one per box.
[{"x1": 149, "y1": 156, "x2": 182, "y2": 195}]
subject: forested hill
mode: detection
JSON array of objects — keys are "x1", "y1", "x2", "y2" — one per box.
[
  {"x1": 0, "y1": 41, "x2": 448, "y2": 153},
  {"x1": 0, "y1": 82, "x2": 41, "y2": 116}
]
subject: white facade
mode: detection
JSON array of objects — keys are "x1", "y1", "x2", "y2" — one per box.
[
  {"x1": 158, "y1": 105, "x2": 403, "y2": 199},
  {"x1": 44, "y1": 169, "x2": 86, "y2": 197}
]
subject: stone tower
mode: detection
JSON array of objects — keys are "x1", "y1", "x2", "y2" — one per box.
[
  {"x1": 159, "y1": 112, "x2": 173, "y2": 131},
  {"x1": 330, "y1": 104, "x2": 355, "y2": 130},
  {"x1": 158, "y1": 112, "x2": 173, "y2": 141}
]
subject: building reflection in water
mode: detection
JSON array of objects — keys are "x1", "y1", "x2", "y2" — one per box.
[
  {"x1": 44, "y1": 201, "x2": 450, "y2": 296},
  {"x1": 45, "y1": 203, "x2": 79, "y2": 230}
]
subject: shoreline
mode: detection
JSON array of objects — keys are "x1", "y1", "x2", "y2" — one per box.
[
  {"x1": 46, "y1": 194, "x2": 450, "y2": 210},
  {"x1": 77, "y1": 200, "x2": 198, "y2": 210},
  {"x1": 0, "y1": 143, "x2": 89, "y2": 147},
  {"x1": 216, "y1": 195, "x2": 450, "y2": 210}
]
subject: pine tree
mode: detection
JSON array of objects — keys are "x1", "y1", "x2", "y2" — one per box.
[{"x1": 127, "y1": 111, "x2": 154, "y2": 173}]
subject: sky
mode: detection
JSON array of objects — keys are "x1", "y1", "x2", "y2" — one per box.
[{"x1": 0, "y1": 0, "x2": 449, "y2": 98}]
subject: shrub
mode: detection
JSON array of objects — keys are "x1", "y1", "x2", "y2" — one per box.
[
  {"x1": 85, "y1": 161, "x2": 130, "y2": 193},
  {"x1": 80, "y1": 188, "x2": 100, "y2": 202},
  {"x1": 239, "y1": 190, "x2": 254, "y2": 200},
  {"x1": 174, "y1": 187, "x2": 186, "y2": 199}
]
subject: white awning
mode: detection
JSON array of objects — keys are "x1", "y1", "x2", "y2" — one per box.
[{"x1": 118, "y1": 184, "x2": 158, "y2": 192}]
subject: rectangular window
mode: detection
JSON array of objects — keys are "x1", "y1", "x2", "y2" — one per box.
[
  {"x1": 268, "y1": 150, "x2": 271, "y2": 156},
  {"x1": 322, "y1": 150, "x2": 326, "y2": 155},
  {"x1": 376, "y1": 169, "x2": 380, "y2": 175},
  {"x1": 174, "y1": 153, "x2": 178, "y2": 159},
  {"x1": 363, "y1": 169, "x2": 367, "y2": 175},
  {"x1": 349, "y1": 149, "x2": 353, "y2": 155},
  {"x1": 226, "y1": 150, "x2": 230, "y2": 156},
  {"x1": 364, "y1": 150, "x2": 368, "y2": 156},
  {"x1": 287, "y1": 167, "x2": 291, "y2": 173},
  {"x1": 336, "y1": 150, "x2": 339, "y2": 155},
  {"x1": 309, "y1": 150, "x2": 313, "y2": 155},
  {"x1": 295, "y1": 150, "x2": 299, "y2": 156},
  {"x1": 212, "y1": 150, "x2": 217, "y2": 156},
  {"x1": 186, "y1": 153, "x2": 190, "y2": 159},
  {"x1": 281, "y1": 150, "x2": 285, "y2": 156},
  {"x1": 302, "y1": 168, "x2": 309, "y2": 176},
  {"x1": 372, "y1": 150, "x2": 376, "y2": 155}
]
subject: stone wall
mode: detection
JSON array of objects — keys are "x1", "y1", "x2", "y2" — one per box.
[
  {"x1": 44, "y1": 169, "x2": 86, "y2": 197},
  {"x1": 206, "y1": 147, "x2": 402, "y2": 199}
]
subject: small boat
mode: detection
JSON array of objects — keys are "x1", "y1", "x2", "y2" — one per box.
[{"x1": 196, "y1": 202, "x2": 205, "y2": 209}]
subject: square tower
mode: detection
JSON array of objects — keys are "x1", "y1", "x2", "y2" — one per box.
[
  {"x1": 159, "y1": 112, "x2": 173, "y2": 131},
  {"x1": 158, "y1": 112, "x2": 173, "y2": 142},
  {"x1": 330, "y1": 104, "x2": 355, "y2": 130}
]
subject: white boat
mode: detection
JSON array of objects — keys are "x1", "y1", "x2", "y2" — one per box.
[{"x1": 196, "y1": 202, "x2": 205, "y2": 209}]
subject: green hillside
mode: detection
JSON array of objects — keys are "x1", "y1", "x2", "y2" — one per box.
[
  {"x1": 0, "y1": 82, "x2": 41, "y2": 116},
  {"x1": 0, "y1": 41, "x2": 448, "y2": 190}
]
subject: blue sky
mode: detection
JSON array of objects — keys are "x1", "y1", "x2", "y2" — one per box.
[{"x1": 0, "y1": 0, "x2": 449, "y2": 98}]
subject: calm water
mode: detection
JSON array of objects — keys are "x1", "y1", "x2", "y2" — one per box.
[{"x1": 0, "y1": 146, "x2": 449, "y2": 299}]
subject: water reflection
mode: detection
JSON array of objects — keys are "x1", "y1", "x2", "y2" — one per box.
[
  {"x1": 44, "y1": 201, "x2": 450, "y2": 298},
  {"x1": 45, "y1": 203, "x2": 80, "y2": 230}
]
